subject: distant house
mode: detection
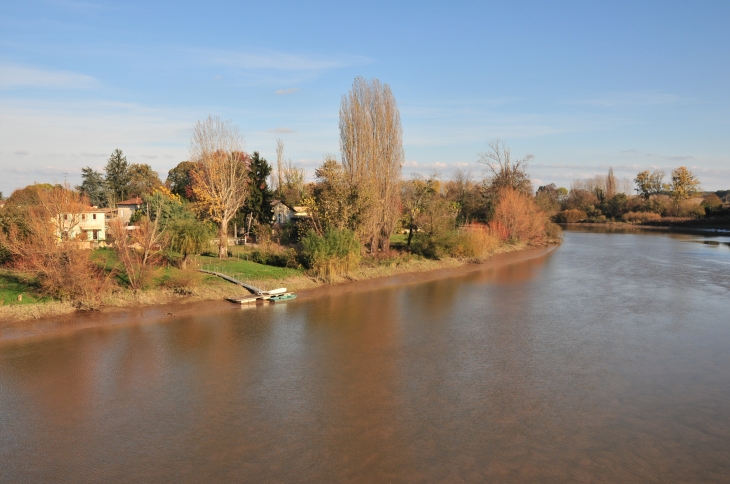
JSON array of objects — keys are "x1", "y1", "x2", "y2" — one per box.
[
  {"x1": 116, "y1": 197, "x2": 143, "y2": 224},
  {"x1": 271, "y1": 200, "x2": 308, "y2": 225},
  {"x1": 55, "y1": 208, "x2": 107, "y2": 247}
]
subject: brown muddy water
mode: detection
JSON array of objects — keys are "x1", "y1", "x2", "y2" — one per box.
[{"x1": 1, "y1": 228, "x2": 729, "y2": 483}]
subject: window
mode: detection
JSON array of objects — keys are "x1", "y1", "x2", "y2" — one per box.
[
  {"x1": 93, "y1": 213, "x2": 97, "y2": 220},
  {"x1": 64, "y1": 214, "x2": 68, "y2": 220},
  {"x1": 82, "y1": 214, "x2": 86, "y2": 220},
  {"x1": 92, "y1": 230, "x2": 99, "y2": 240}
]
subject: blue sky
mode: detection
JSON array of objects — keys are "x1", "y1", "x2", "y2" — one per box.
[{"x1": 1, "y1": 0, "x2": 729, "y2": 195}]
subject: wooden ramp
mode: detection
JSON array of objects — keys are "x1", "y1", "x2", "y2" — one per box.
[
  {"x1": 198, "y1": 269, "x2": 263, "y2": 295},
  {"x1": 199, "y1": 269, "x2": 295, "y2": 305}
]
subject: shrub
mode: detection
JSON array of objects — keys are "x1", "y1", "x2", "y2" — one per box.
[
  {"x1": 491, "y1": 188, "x2": 549, "y2": 245},
  {"x1": 622, "y1": 211, "x2": 662, "y2": 223},
  {"x1": 410, "y1": 230, "x2": 459, "y2": 259},
  {"x1": 452, "y1": 225, "x2": 500, "y2": 260},
  {"x1": 300, "y1": 228, "x2": 361, "y2": 282},
  {"x1": 679, "y1": 203, "x2": 705, "y2": 219},
  {"x1": 554, "y1": 209, "x2": 587, "y2": 223},
  {"x1": 588, "y1": 215, "x2": 608, "y2": 223},
  {"x1": 701, "y1": 194, "x2": 723, "y2": 213},
  {"x1": 647, "y1": 194, "x2": 672, "y2": 215},
  {"x1": 545, "y1": 222, "x2": 563, "y2": 242},
  {"x1": 250, "y1": 247, "x2": 300, "y2": 269}
]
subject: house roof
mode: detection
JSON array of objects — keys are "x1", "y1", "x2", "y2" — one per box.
[
  {"x1": 117, "y1": 197, "x2": 143, "y2": 206},
  {"x1": 271, "y1": 200, "x2": 294, "y2": 210}
]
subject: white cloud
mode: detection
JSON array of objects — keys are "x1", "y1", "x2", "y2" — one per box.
[
  {"x1": 0, "y1": 62, "x2": 98, "y2": 90},
  {"x1": 275, "y1": 88, "x2": 299, "y2": 95},
  {"x1": 0, "y1": 98, "x2": 195, "y2": 193},
  {"x1": 206, "y1": 49, "x2": 370, "y2": 71}
]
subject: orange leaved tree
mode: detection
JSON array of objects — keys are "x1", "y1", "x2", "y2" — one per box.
[{"x1": 491, "y1": 188, "x2": 549, "y2": 245}]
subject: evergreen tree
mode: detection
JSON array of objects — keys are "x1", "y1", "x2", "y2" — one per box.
[
  {"x1": 105, "y1": 149, "x2": 131, "y2": 203},
  {"x1": 244, "y1": 151, "x2": 273, "y2": 224},
  {"x1": 77, "y1": 167, "x2": 107, "y2": 207}
]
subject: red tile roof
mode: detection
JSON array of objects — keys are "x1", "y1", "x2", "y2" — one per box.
[{"x1": 117, "y1": 197, "x2": 143, "y2": 205}]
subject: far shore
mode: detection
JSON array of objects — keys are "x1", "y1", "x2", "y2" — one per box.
[
  {"x1": 0, "y1": 244, "x2": 557, "y2": 343},
  {"x1": 560, "y1": 221, "x2": 730, "y2": 234}
]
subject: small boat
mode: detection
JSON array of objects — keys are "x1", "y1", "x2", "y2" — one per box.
[
  {"x1": 226, "y1": 295, "x2": 266, "y2": 304},
  {"x1": 226, "y1": 287, "x2": 296, "y2": 305}
]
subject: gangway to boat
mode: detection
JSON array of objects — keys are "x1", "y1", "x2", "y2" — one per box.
[
  {"x1": 198, "y1": 269, "x2": 297, "y2": 304},
  {"x1": 198, "y1": 269, "x2": 263, "y2": 294}
]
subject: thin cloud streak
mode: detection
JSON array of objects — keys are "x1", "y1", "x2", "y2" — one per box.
[
  {"x1": 0, "y1": 62, "x2": 99, "y2": 90},
  {"x1": 275, "y1": 88, "x2": 299, "y2": 95},
  {"x1": 204, "y1": 48, "x2": 370, "y2": 71}
]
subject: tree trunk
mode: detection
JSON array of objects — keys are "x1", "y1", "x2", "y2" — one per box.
[
  {"x1": 218, "y1": 219, "x2": 228, "y2": 258},
  {"x1": 180, "y1": 254, "x2": 188, "y2": 270}
]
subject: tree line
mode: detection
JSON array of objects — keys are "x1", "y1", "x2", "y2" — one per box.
[
  {"x1": 0, "y1": 76, "x2": 561, "y2": 306},
  {"x1": 547, "y1": 165, "x2": 725, "y2": 224}
]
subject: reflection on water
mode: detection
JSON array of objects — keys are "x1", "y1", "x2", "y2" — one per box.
[{"x1": 1, "y1": 228, "x2": 730, "y2": 483}]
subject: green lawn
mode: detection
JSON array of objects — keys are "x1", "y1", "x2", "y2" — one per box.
[
  {"x1": 0, "y1": 271, "x2": 47, "y2": 305},
  {"x1": 199, "y1": 255, "x2": 303, "y2": 281}
]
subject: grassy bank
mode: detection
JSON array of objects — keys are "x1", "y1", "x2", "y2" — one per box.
[{"x1": 0, "y1": 240, "x2": 536, "y2": 323}]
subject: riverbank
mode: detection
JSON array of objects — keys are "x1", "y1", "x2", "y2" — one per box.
[
  {"x1": 561, "y1": 221, "x2": 730, "y2": 234},
  {"x1": 0, "y1": 243, "x2": 556, "y2": 342}
]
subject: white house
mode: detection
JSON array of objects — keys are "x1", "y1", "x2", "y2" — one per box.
[
  {"x1": 271, "y1": 200, "x2": 309, "y2": 225},
  {"x1": 55, "y1": 208, "x2": 107, "y2": 247}
]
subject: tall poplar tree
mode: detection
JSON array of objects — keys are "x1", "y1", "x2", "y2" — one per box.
[{"x1": 339, "y1": 76, "x2": 403, "y2": 253}]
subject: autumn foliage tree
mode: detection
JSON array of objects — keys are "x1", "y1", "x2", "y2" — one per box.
[
  {"x1": 189, "y1": 116, "x2": 250, "y2": 258},
  {"x1": 303, "y1": 154, "x2": 357, "y2": 236},
  {"x1": 668, "y1": 166, "x2": 701, "y2": 204}
]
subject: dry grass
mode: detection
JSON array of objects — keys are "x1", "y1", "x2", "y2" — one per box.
[{"x1": 0, "y1": 301, "x2": 76, "y2": 322}]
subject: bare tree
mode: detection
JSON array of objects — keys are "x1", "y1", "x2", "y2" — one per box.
[
  {"x1": 478, "y1": 139, "x2": 533, "y2": 194},
  {"x1": 108, "y1": 216, "x2": 164, "y2": 291},
  {"x1": 189, "y1": 115, "x2": 250, "y2": 258},
  {"x1": 339, "y1": 76, "x2": 404, "y2": 253}
]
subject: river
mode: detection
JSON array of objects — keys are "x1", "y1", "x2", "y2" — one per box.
[{"x1": 1, "y1": 228, "x2": 729, "y2": 483}]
